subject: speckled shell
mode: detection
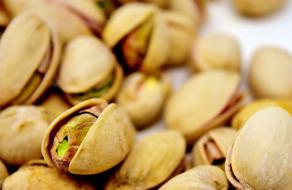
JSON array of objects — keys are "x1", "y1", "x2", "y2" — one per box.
[{"x1": 42, "y1": 98, "x2": 136, "y2": 175}]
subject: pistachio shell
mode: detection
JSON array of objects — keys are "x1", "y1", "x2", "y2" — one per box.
[
  {"x1": 159, "y1": 165, "x2": 228, "y2": 190},
  {"x1": 3, "y1": 0, "x2": 29, "y2": 16},
  {"x1": 105, "y1": 130, "x2": 186, "y2": 190},
  {"x1": 192, "y1": 33, "x2": 241, "y2": 72},
  {"x1": 192, "y1": 127, "x2": 238, "y2": 167},
  {"x1": 0, "y1": 106, "x2": 50, "y2": 166},
  {"x1": 42, "y1": 99, "x2": 136, "y2": 175},
  {"x1": 142, "y1": 0, "x2": 169, "y2": 7},
  {"x1": 0, "y1": 160, "x2": 8, "y2": 188},
  {"x1": 117, "y1": 72, "x2": 170, "y2": 128},
  {"x1": 165, "y1": 70, "x2": 242, "y2": 142},
  {"x1": 226, "y1": 107, "x2": 292, "y2": 189},
  {"x1": 248, "y1": 46, "x2": 292, "y2": 99},
  {"x1": 0, "y1": 4, "x2": 10, "y2": 27}
]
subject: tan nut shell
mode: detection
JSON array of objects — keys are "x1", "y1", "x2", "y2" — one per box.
[
  {"x1": 0, "y1": 160, "x2": 8, "y2": 188},
  {"x1": 105, "y1": 130, "x2": 186, "y2": 190},
  {"x1": 165, "y1": 70, "x2": 242, "y2": 142},
  {"x1": 0, "y1": 4, "x2": 10, "y2": 27},
  {"x1": 0, "y1": 106, "x2": 50, "y2": 166},
  {"x1": 42, "y1": 98, "x2": 136, "y2": 175},
  {"x1": 226, "y1": 107, "x2": 292, "y2": 189},
  {"x1": 248, "y1": 46, "x2": 292, "y2": 99},
  {"x1": 159, "y1": 165, "x2": 228, "y2": 190},
  {"x1": 192, "y1": 127, "x2": 238, "y2": 166},
  {"x1": 2, "y1": 160, "x2": 95, "y2": 190},
  {"x1": 117, "y1": 72, "x2": 170, "y2": 128}
]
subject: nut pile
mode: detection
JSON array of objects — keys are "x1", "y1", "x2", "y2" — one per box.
[{"x1": 0, "y1": 0, "x2": 290, "y2": 189}]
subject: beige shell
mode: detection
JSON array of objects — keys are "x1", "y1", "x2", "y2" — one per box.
[
  {"x1": 159, "y1": 165, "x2": 229, "y2": 190},
  {"x1": 0, "y1": 106, "x2": 50, "y2": 166},
  {"x1": 165, "y1": 70, "x2": 243, "y2": 143},
  {"x1": 42, "y1": 98, "x2": 136, "y2": 175},
  {"x1": 226, "y1": 107, "x2": 292, "y2": 189},
  {"x1": 233, "y1": 0, "x2": 284, "y2": 17},
  {"x1": 248, "y1": 46, "x2": 292, "y2": 99},
  {"x1": 232, "y1": 99, "x2": 292, "y2": 130},
  {"x1": 192, "y1": 33, "x2": 241, "y2": 72},
  {"x1": 117, "y1": 72, "x2": 170, "y2": 128},
  {"x1": 0, "y1": 4, "x2": 10, "y2": 28},
  {"x1": 192, "y1": 127, "x2": 238, "y2": 167},
  {"x1": 2, "y1": 160, "x2": 95, "y2": 190},
  {"x1": 3, "y1": 0, "x2": 29, "y2": 16},
  {"x1": 105, "y1": 130, "x2": 186, "y2": 190},
  {"x1": 0, "y1": 160, "x2": 8, "y2": 189}
]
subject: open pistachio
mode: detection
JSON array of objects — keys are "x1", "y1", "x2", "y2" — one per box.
[
  {"x1": 159, "y1": 165, "x2": 228, "y2": 190},
  {"x1": 192, "y1": 127, "x2": 238, "y2": 168},
  {"x1": 0, "y1": 13, "x2": 61, "y2": 108},
  {"x1": 165, "y1": 70, "x2": 243, "y2": 143},
  {"x1": 192, "y1": 33, "x2": 241, "y2": 72},
  {"x1": 105, "y1": 130, "x2": 186, "y2": 190},
  {"x1": 226, "y1": 107, "x2": 292, "y2": 189},
  {"x1": 117, "y1": 72, "x2": 170, "y2": 128},
  {"x1": 42, "y1": 98, "x2": 136, "y2": 175},
  {"x1": 57, "y1": 35, "x2": 123, "y2": 105},
  {"x1": 233, "y1": 0, "x2": 284, "y2": 17},
  {"x1": 103, "y1": 2, "x2": 169, "y2": 73},
  {"x1": 2, "y1": 160, "x2": 95, "y2": 190},
  {"x1": 0, "y1": 160, "x2": 8, "y2": 189},
  {"x1": 232, "y1": 99, "x2": 292, "y2": 130},
  {"x1": 248, "y1": 46, "x2": 292, "y2": 99},
  {"x1": 0, "y1": 106, "x2": 50, "y2": 166}
]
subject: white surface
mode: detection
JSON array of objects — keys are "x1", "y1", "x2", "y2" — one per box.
[{"x1": 138, "y1": 0, "x2": 292, "y2": 138}]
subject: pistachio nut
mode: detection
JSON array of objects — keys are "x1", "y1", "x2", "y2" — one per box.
[
  {"x1": 57, "y1": 35, "x2": 123, "y2": 105},
  {"x1": 0, "y1": 160, "x2": 8, "y2": 189},
  {"x1": 42, "y1": 98, "x2": 136, "y2": 175},
  {"x1": 0, "y1": 106, "x2": 50, "y2": 166},
  {"x1": 232, "y1": 99, "x2": 292, "y2": 130},
  {"x1": 233, "y1": 0, "x2": 284, "y2": 17},
  {"x1": 117, "y1": 72, "x2": 170, "y2": 128},
  {"x1": 159, "y1": 165, "x2": 229, "y2": 190},
  {"x1": 103, "y1": 2, "x2": 169, "y2": 73},
  {"x1": 2, "y1": 160, "x2": 95, "y2": 190},
  {"x1": 226, "y1": 107, "x2": 292, "y2": 189},
  {"x1": 0, "y1": 3, "x2": 10, "y2": 29},
  {"x1": 165, "y1": 70, "x2": 243, "y2": 143},
  {"x1": 0, "y1": 13, "x2": 61, "y2": 108},
  {"x1": 248, "y1": 46, "x2": 292, "y2": 99},
  {"x1": 105, "y1": 130, "x2": 186, "y2": 190},
  {"x1": 192, "y1": 127, "x2": 238, "y2": 168}
]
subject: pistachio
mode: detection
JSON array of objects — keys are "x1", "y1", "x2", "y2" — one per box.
[
  {"x1": 0, "y1": 106, "x2": 50, "y2": 166},
  {"x1": 226, "y1": 107, "x2": 292, "y2": 189},
  {"x1": 192, "y1": 33, "x2": 241, "y2": 72},
  {"x1": 159, "y1": 165, "x2": 229, "y2": 190},
  {"x1": 117, "y1": 72, "x2": 170, "y2": 128},
  {"x1": 192, "y1": 127, "x2": 238, "y2": 168},
  {"x1": 0, "y1": 13, "x2": 61, "y2": 108},
  {"x1": 0, "y1": 160, "x2": 8, "y2": 189},
  {"x1": 232, "y1": 99, "x2": 292, "y2": 130},
  {"x1": 42, "y1": 98, "x2": 136, "y2": 175},
  {"x1": 248, "y1": 46, "x2": 292, "y2": 99},
  {"x1": 0, "y1": 2, "x2": 10, "y2": 29},
  {"x1": 103, "y1": 3, "x2": 169, "y2": 73},
  {"x1": 2, "y1": 160, "x2": 95, "y2": 190},
  {"x1": 233, "y1": 0, "x2": 284, "y2": 17},
  {"x1": 165, "y1": 70, "x2": 243, "y2": 143},
  {"x1": 57, "y1": 35, "x2": 123, "y2": 105},
  {"x1": 105, "y1": 130, "x2": 186, "y2": 190}
]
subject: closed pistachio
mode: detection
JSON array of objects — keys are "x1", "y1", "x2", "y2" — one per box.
[
  {"x1": 117, "y1": 72, "x2": 170, "y2": 128},
  {"x1": 2, "y1": 160, "x2": 95, "y2": 190},
  {"x1": 159, "y1": 165, "x2": 229, "y2": 190},
  {"x1": 0, "y1": 106, "x2": 50, "y2": 166},
  {"x1": 192, "y1": 33, "x2": 241, "y2": 72},
  {"x1": 57, "y1": 35, "x2": 123, "y2": 105},
  {"x1": 192, "y1": 127, "x2": 238, "y2": 167},
  {"x1": 233, "y1": 0, "x2": 285, "y2": 17},
  {"x1": 232, "y1": 99, "x2": 292, "y2": 130},
  {"x1": 0, "y1": 13, "x2": 61, "y2": 108},
  {"x1": 42, "y1": 98, "x2": 136, "y2": 175},
  {"x1": 105, "y1": 130, "x2": 186, "y2": 190},
  {"x1": 0, "y1": 160, "x2": 8, "y2": 189},
  {"x1": 103, "y1": 3, "x2": 169, "y2": 73},
  {"x1": 165, "y1": 70, "x2": 243, "y2": 143},
  {"x1": 226, "y1": 107, "x2": 292, "y2": 189},
  {"x1": 248, "y1": 46, "x2": 292, "y2": 99}
]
